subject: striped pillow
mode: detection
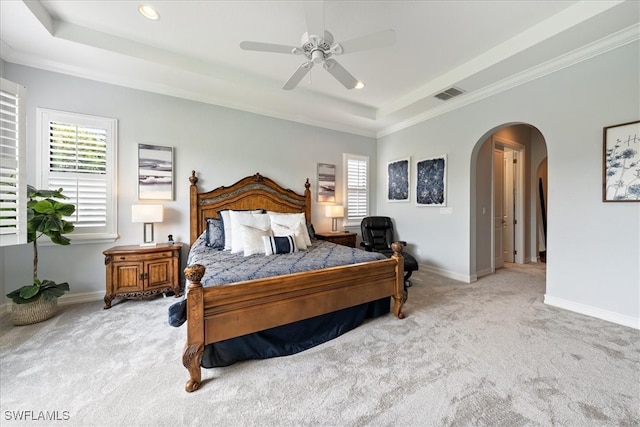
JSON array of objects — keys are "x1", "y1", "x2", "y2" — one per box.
[{"x1": 262, "y1": 235, "x2": 297, "y2": 255}]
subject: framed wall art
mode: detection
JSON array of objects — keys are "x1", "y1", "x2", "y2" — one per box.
[
  {"x1": 138, "y1": 143, "x2": 174, "y2": 200},
  {"x1": 387, "y1": 157, "x2": 410, "y2": 202},
  {"x1": 603, "y1": 120, "x2": 640, "y2": 202},
  {"x1": 416, "y1": 154, "x2": 447, "y2": 206},
  {"x1": 317, "y1": 163, "x2": 336, "y2": 203}
]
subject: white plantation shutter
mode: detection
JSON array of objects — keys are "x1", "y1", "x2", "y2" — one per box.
[
  {"x1": 0, "y1": 78, "x2": 27, "y2": 246},
  {"x1": 38, "y1": 109, "x2": 118, "y2": 242},
  {"x1": 344, "y1": 154, "x2": 369, "y2": 222}
]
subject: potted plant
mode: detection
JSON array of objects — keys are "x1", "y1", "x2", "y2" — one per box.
[{"x1": 6, "y1": 185, "x2": 75, "y2": 325}]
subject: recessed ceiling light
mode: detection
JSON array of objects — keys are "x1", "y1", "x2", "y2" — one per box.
[
  {"x1": 355, "y1": 81, "x2": 365, "y2": 90},
  {"x1": 138, "y1": 5, "x2": 159, "y2": 20}
]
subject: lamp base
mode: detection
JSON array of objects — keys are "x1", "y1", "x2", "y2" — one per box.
[{"x1": 139, "y1": 242, "x2": 157, "y2": 247}]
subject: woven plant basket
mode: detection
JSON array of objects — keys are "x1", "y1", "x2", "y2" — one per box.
[{"x1": 11, "y1": 296, "x2": 58, "y2": 326}]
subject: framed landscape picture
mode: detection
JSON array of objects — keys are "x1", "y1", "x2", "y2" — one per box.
[
  {"x1": 317, "y1": 163, "x2": 336, "y2": 203},
  {"x1": 603, "y1": 120, "x2": 640, "y2": 202},
  {"x1": 416, "y1": 154, "x2": 447, "y2": 206},
  {"x1": 387, "y1": 157, "x2": 410, "y2": 202},
  {"x1": 138, "y1": 144, "x2": 174, "y2": 200}
]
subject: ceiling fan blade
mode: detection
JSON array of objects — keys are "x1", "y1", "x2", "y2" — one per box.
[
  {"x1": 283, "y1": 61, "x2": 314, "y2": 90},
  {"x1": 323, "y1": 59, "x2": 358, "y2": 89},
  {"x1": 334, "y1": 29, "x2": 396, "y2": 55},
  {"x1": 303, "y1": 1, "x2": 325, "y2": 39},
  {"x1": 239, "y1": 41, "x2": 299, "y2": 55}
]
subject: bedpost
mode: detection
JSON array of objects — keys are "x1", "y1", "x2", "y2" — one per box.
[
  {"x1": 183, "y1": 263, "x2": 206, "y2": 392},
  {"x1": 304, "y1": 178, "x2": 311, "y2": 223},
  {"x1": 189, "y1": 171, "x2": 199, "y2": 245},
  {"x1": 390, "y1": 242, "x2": 407, "y2": 319}
]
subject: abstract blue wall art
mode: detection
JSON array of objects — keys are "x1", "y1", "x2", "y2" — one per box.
[
  {"x1": 387, "y1": 157, "x2": 410, "y2": 202},
  {"x1": 416, "y1": 154, "x2": 447, "y2": 206}
]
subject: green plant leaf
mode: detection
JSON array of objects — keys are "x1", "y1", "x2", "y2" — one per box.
[
  {"x1": 55, "y1": 202, "x2": 75, "y2": 216},
  {"x1": 18, "y1": 284, "x2": 40, "y2": 300},
  {"x1": 33, "y1": 199, "x2": 55, "y2": 214}
]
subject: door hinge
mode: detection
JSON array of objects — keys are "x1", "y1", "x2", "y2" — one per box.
[
  {"x1": 513, "y1": 158, "x2": 517, "y2": 164},
  {"x1": 514, "y1": 219, "x2": 517, "y2": 224},
  {"x1": 514, "y1": 250, "x2": 518, "y2": 255}
]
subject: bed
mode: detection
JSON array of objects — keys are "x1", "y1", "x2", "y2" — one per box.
[{"x1": 180, "y1": 171, "x2": 407, "y2": 392}]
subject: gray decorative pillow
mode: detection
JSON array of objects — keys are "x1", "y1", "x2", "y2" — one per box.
[
  {"x1": 307, "y1": 223, "x2": 316, "y2": 240},
  {"x1": 205, "y1": 218, "x2": 225, "y2": 249}
]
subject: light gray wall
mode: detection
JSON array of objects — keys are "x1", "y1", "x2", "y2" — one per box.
[
  {"x1": 1, "y1": 63, "x2": 377, "y2": 299},
  {"x1": 2, "y1": 41, "x2": 638, "y2": 327},
  {"x1": 377, "y1": 41, "x2": 639, "y2": 325}
]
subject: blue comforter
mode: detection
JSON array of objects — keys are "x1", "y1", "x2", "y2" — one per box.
[{"x1": 187, "y1": 233, "x2": 387, "y2": 287}]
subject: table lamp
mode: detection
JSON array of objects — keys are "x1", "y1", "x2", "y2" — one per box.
[
  {"x1": 131, "y1": 204, "x2": 163, "y2": 246},
  {"x1": 325, "y1": 205, "x2": 344, "y2": 233}
]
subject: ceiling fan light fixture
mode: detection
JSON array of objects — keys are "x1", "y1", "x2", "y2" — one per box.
[
  {"x1": 311, "y1": 50, "x2": 324, "y2": 64},
  {"x1": 138, "y1": 5, "x2": 160, "y2": 20}
]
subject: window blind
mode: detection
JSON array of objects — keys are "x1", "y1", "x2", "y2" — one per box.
[
  {"x1": 345, "y1": 155, "x2": 368, "y2": 220},
  {"x1": 0, "y1": 78, "x2": 27, "y2": 246},
  {"x1": 47, "y1": 122, "x2": 108, "y2": 229}
]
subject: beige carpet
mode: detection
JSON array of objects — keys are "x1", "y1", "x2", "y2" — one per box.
[{"x1": 1, "y1": 263, "x2": 638, "y2": 426}]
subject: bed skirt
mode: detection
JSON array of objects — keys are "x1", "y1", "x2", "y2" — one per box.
[{"x1": 200, "y1": 297, "x2": 390, "y2": 368}]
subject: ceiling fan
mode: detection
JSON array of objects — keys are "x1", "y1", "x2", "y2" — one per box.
[{"x1": 239, "y1": 3, "x2": 395, "y2": 90}]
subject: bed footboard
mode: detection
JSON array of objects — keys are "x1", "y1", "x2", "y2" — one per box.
[{"x1": 181, "y1": 246, "x2": 406, "y2": 392}]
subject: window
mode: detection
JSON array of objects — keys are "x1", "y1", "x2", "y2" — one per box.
[
  {"x1": 37, "y1": 109, "x2": 118, "y2": 243},
  {"x1": 0, "y1": 78, "x2": 27, "y2": 247},
  {"x1": 343, "y1": 153, "x2": 369, "y2": 225}
]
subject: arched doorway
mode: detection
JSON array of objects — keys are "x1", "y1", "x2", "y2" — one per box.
[{"x1": 471, "y1": 123, "x2": 548, "y2": 280}]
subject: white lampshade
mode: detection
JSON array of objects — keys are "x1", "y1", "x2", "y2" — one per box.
[
  {"x1": 325, "y1": 205, "x2": 344, "y2": 233},
  {"x1": 325, "y1": 205, "x2": 344, "y2": 218},
  {"x1": 131, "y1": 204, "x2": 163, "y2": 246},
  {"x1": 131, "y1": 204, "x2": 164, "y2": 223}
]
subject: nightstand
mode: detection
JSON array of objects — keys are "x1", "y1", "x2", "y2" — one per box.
[
  {"x1": 315, "y1": 232, "x2": 357, "y2": 248},
  {"x1": 103, "y1": 243, "x2": 182, "y2": 309}
]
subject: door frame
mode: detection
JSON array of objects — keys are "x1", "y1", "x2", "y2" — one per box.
[{"x1": 492, "y1": 136, "x2": 525, "y2": 266}]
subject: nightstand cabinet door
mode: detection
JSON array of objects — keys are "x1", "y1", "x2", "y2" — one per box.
[
  {"x1": 112, "y1": 261, "x2": 144, "y2": 293},
  {"x1": 146, "y1": 258, "x2": 175, "y2": 290}
]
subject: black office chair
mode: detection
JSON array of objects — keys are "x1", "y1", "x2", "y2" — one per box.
[{"x1": 360, "y1": 216, "x2": 418, "y2": 287}]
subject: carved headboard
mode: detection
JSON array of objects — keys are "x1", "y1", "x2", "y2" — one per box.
[{"x1": 189, "y1": 171, "x2": 311, "y2": 245}]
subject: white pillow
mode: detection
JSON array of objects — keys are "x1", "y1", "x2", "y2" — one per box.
[
  {"x1": 229, "y1": 210, "x2": 271, "y2": 254},
  {"x1": 267, "y1": 212, "x2": 311, "y2": 247},
  {"x1": 241, "y1": 225, "x2": 273, "y2": 256},
  {"x1": 219, "y1": 210, "x2": 233, "y2": 250},
  {"x1": 271, "y1": 222, "x2": 307, "y2": 250},
  {"x1": 219, "y1": 209, "x2": 264, "y2": 251}
]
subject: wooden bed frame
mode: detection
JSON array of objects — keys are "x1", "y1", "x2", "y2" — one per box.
[{"x1": 182, "y1": 171, "x2": 406, "y2": 392}]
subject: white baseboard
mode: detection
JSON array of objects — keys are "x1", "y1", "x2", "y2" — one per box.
[
  {"x1": 419, "y1": 263, "x2": 475, "y2": 283},
  {"x1": 544, "y1": 294, "x2": 640, "y2": 330},
  {"x1": 3, "y1": 291, "x2": 104, "y2": 313},
  {"x1": 475, "y1": 267, "x2": 494, "y2": 279}
]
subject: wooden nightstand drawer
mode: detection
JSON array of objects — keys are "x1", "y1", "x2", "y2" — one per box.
[{"x1": 315, "y1": 232, "x2": 357, "y2": 248}]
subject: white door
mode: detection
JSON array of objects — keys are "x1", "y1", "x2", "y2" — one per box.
[
  {"x1": 493, "y1": 149, "x2": 504, "y2": 269},
  {"x1": 503, "y1": 150, "x2": 515, "y2": 263}
]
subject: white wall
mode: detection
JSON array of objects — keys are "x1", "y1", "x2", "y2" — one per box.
[
  {"x1": 377, "y1": 41, "x2": 639, "y2": 327},
  {"x1": 1, "y1": 63, "x2": 377, "y2": 301}
]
